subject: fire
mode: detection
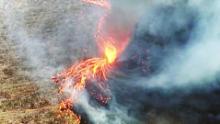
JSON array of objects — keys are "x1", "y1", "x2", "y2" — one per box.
[
  {"x1": 56, "y1": 98, "x2": 81, "y2": 123},
  {"x1": 52, "y1": 0, "x2": 131, "y2": 123},
  {"x1": 52, "y1": 42, "x2": 116, "y2": 91},
  {"x1": 104, "y1": 42, "x2": 117, "y2": 64},
  {"x1": 52, "y1": 42, "x2": 117, "y2": 121}
]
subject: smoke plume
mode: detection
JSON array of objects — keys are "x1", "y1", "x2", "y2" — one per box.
[{"x1": 1, "y1": 0, "x2": 220, "y2": 124}]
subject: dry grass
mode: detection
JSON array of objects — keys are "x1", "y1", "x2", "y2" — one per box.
[
  {"x1": 0, "y1": 16, "x2": 79, "y2": 124},
  {"x1": 0, "y1": 106, "x2": 79, "y2": 124}
]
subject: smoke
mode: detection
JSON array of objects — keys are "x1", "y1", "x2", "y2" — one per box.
[
  {"x1": 1, "y1": 0, "x2": 220, "y2": 124},
  {"x1": 1, "y1": 0, "x2": 99, "y2": 83},
  {"x1": 118, "y1": 0, "x2": 220, "y2": 123},
  {"x1": 1, "y1": 0, "x2": 145, "y2": 123},
  {"x1": 73, "y1": 91, "x2": 142, "y2": 124},
  {"x1": 132, "y1": 0, "x2": 220, "y2": 89}
]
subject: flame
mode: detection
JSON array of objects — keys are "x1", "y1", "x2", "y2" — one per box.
[
  {"x1": 52, "y1": 43, "x2": 116, "y2": 122},
  {"x1": 56, "y1": 98, "x2": 81, "y2": 123},
  {"x1": 104, "y1": 42, "x2": 117, "y2": 64},
  {"x1": 51, "y1": 0, "x2": 132, "y2": 122},
  {"x1": 52, "y1": 42, "x2": 116, "y2": 91}
]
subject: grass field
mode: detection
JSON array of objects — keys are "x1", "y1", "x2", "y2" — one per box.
[{"x1": 0, "y1": 12, "x2": 79, "y2": 124}]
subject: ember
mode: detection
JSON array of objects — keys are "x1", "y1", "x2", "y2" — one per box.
[
  {"x1": 52, "y1": 41, "x2": 117, "y2": 118},
  {"x1": 51, "y1": 0, "x2": 123, "y2": 122}
]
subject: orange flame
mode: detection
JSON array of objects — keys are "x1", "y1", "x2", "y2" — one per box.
[
  {"x1": 52, "y1": 0, "x2": 132, "y2": 122},
  {"x1": 56, "y1": 98, "x2": 81, "y2": 123},
  {"x1": 52, "y1": 43, "x2": 117, "y2": 120}
]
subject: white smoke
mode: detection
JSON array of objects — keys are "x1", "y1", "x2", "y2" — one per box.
[
  {"x1": 2, "y1": 0, "x2": 220, "y2": 124},
  {"x1": 136, "y1": 0, "x2": 220, "y2": 89},
  {"x1": 1, "y1": 0, "x2": 148, "y2": 123},
  {"x1": 75, "y1": 91, "x2": 141, "y2": 124},
  {"x1": 1, "y1": 0, "x2": 99, "y2": 85}
]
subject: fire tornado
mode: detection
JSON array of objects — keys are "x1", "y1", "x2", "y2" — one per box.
[
  {"x1": 2, "y1": 0, "x2": 220, "y2": 123},
  {"x1": 51, "y1": 0, "x2": 128, "y2": 122}
]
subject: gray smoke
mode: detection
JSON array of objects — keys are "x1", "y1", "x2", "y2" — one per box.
[
  {"x1": 118, "y1": 0, "x2": 220, "y2": 123},
  {"x1": 1, "y1": 0, "x2": 145, "y2": 123},
  {"x1": 133, "y1": 0, "x2": 220, "y2": 89},
  {"x1": 1, "y1": 0, "x2": 99, "y2": 83},
  {"x1": 1, "y1": 0, "x2": 220, "y2": 124}
]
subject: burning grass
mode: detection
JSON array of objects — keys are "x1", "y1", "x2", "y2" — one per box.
[
  {"x1": 50, "y1": 1, "x2": 125, "y2": 121},
  {"x1": 0, "y1": 0, "x2": 132, "y2": 123},
  {"x1": 51, "y1": 41, "x2": 117, "y2": 121}
]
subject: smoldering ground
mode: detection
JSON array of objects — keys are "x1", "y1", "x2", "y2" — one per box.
[{"x1": 1, "y1": 0, "x2": 220, "y2": 124}]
